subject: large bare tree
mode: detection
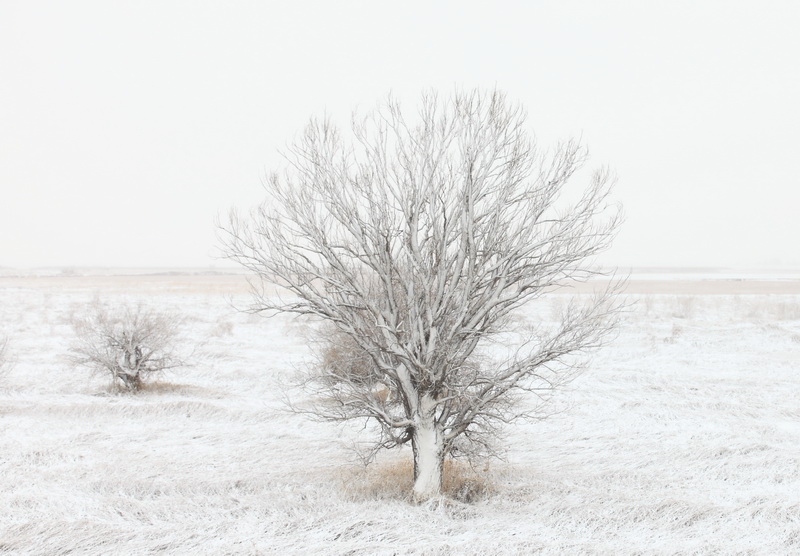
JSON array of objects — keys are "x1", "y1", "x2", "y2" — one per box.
[{"x1": 220, "y1": 90, "x2": 624, "y2": 501}]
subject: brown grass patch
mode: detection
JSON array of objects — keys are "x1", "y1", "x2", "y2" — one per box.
[
  {"x1": 95, "y1": 380, "x2": 213, "y2": 397},
  {"x1": 341, "y1": 456, "x2": 494, "y2": 503}
]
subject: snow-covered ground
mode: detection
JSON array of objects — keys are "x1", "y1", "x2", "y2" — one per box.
[{"x1": 0, "y1": 274, "x2": 798, "y2": 555}]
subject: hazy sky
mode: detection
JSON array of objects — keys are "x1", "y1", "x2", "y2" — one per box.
[{"x1": 2, "y1": 1, "x2": 798, "y2": 269}]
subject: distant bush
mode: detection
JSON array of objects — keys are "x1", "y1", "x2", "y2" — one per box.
[{"x1": 69, "y1": 302, "x2": 190, "y2": 392}]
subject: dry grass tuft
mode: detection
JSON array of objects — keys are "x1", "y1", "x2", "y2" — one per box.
[
  {"x1": 91, "y1": 380, "x2": 219, "y2": 402},
  {"x1": 444, "y1": 460, "x2": 495, "y2": 503},
  {"x1": 341, "y1": 456, "x2": 494, "y2": 504},
  {"x1": 134, "y1": 381, "x2": 211, "y2": 396}
]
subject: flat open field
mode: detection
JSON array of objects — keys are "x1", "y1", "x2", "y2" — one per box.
[{"x1": 1, "y1": 272, "x2": 798, "y2": 554}]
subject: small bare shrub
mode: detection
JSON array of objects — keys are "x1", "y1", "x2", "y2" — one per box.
[
  {"x1": 672, "y1": 296, "x2": 696, "y2": 319},
  {"x1": 209, "y1": 317, "x2": 235, "y2": 337},
  {"x1": 69, "y1": 302, "x2": 190, "y2": 392}
]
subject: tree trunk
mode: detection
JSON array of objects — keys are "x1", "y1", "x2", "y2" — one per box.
[{"x1": 411, "y1": 408, "x2": 444, "y2": 501}]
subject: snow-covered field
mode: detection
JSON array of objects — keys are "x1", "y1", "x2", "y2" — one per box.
[{"x1": 1, "y1": 273, "x2": 798, "y2": 555}]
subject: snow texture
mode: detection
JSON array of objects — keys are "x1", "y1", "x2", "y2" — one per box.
[{"x1": 0, "y1": 274, "x2": 798, "y2": 554}]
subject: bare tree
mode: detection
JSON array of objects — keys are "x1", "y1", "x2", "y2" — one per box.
[
  {"x1": 69, "y1": 302, "x2": 189, "y2": 391},
  {"x1": 220, "y1": 89, "x2": 624, "y2": 501}
]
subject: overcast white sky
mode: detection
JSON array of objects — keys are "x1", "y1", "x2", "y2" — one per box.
[{"x1": 1, "y1": 1, "x2": 798, "y2": 269}]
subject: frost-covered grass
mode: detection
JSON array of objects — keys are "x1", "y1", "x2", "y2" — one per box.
[{"x1": 1, "y1": 277, "x2": 799, "y2": 554}]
